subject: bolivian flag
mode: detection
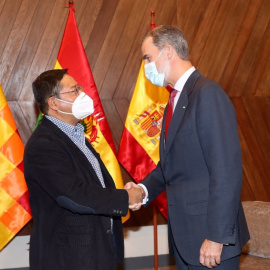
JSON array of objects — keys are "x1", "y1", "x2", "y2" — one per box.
[
  {"x1": 0, "y1": 84, "x2": 32, "y2": 250},
  {"x1": 36, "y1": 3, "x2": 128, "y2": 221},
  {"x1": 118, "y1": 61, "x2": 169, "y2": 218}
]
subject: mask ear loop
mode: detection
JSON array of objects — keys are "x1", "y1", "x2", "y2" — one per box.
[
  {"x1": 54, "y1": 97, "x2": 74, "y2": 115},
  {"x1": 54, "y1": 97, "x2": 73, "y2": 105},
  {"x1": 153, "y1": 48, "x2": 165, "y2": 63},
  {"x1": 163, "y1": 56, "x2": 171, "y2": 75},
  {"x1": 157, "y1": 47, "x2": 171, "y2": 77}
]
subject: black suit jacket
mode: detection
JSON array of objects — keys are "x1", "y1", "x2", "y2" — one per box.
[
  {"x1": 24, "y1": 117, "x2": 128, "y2": 270},
  {"x1": 141, "y1": 70, "x2": 250, "y2": 265}
]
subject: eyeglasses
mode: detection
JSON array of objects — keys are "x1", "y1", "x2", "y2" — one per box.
[{"x1": 59, "y1": 86, "x2": 83, "y2": 96}]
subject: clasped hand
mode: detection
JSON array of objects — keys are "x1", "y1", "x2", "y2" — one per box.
[{"x1": 124, "y1": 182, "x2": 144, "y2": 211}]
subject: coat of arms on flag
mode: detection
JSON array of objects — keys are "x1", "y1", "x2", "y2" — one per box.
[{"x1": 133, "y1": 103, "x2": 166, "y2": 145}]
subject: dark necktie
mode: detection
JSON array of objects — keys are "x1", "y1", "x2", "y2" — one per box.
[{"x1": 165, "y1": 89, "x2": 177, "y2": 140}]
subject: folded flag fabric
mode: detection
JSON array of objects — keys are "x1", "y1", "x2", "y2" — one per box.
[
  {"x1": 118, "y1": 61, "x2": 170, "y2": 218},
  {"x1": 0, "y1": 84, "x2": 32, "y2": 250}
]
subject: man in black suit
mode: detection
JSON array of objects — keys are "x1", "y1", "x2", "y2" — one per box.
[
  {"x1": 126, "y1": 25, "x2": 250, "y2": 269},
  {"x1": 24, "y1": 69, "x2": 143, "y2": 270}
]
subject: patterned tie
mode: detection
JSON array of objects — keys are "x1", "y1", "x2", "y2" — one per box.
[{"x1": 165, "y1": 89, "x2": 177, "y2": 140}]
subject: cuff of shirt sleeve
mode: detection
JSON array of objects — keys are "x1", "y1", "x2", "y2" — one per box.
[{"x1": 138, "y1": 183, "x2": 149, "y2": 205}]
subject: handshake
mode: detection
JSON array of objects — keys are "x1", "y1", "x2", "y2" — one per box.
[{"x1": 124, "y1": 182, "x2": 145, "y2": 211}]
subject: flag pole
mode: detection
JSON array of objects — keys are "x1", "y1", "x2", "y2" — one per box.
[
  {"x1": 153, "y1": 205, "x2": 158, "y2": 270},
  {"x1": 150, "y1": 10, "x2": 159, "y2": 270}
]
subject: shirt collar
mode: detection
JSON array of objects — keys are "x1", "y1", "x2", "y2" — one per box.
[
  {"x1": 45, "y1": 115, "x2": 85, "y2": 145},
  {"x1": 174, "y1": 66, "x2": 196, "y2": 92}
]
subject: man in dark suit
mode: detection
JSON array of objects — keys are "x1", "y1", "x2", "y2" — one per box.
[
  {"x1": 24, "y1": 69, "x2": 143, "y2": 270},
  {"x1": 126, "y1": 25, "x2": 250, "y2": 269}
]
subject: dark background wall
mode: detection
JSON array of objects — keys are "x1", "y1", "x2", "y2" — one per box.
[{"x1": 0, "y1": 0, "x2": 269, "y2": 230}]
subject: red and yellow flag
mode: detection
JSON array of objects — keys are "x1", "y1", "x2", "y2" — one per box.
[
  {"x1": 36, "y1": 3, "x2": 128, "y2": 221},
  {"x1": 118, "y1": 63, "x2": 169, "y2": 218},
  {"x1": 0, "y1": 84, "x2": 32, "y2": 250},
  {"x1": 118, "y1": 16, "x2": 169, "y2": 218}
]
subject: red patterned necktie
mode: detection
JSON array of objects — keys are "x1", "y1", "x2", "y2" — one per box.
[{"x1": 165, "y1": 89, "x2": 177, "y2": 140}]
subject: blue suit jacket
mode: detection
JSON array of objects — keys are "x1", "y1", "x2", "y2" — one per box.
[{"x1": 141, "y1": 70, "x2": 250, "y2": 265}]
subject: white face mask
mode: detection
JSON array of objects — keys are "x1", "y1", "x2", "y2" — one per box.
[
  {"x1": 144, "y1": 49, "x2": 169, "y2": 87},
  {"x1": 55, "y1": 92, "x2": 94, "y2": 120}
]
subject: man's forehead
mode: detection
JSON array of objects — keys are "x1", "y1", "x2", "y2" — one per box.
[
  {"x1": 142, "y1": 37, "x2": 154, "y2": 50},
  {"x1": 142, "y1": 37, "x2": 159, "y2": 55},
  {"x1": 60, "y1": 74, "x2": 77, "y2": 88}
]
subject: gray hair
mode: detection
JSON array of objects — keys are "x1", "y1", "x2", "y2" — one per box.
[{"x1": 143, "y1": 25, "x2": 189, "y2": 60}]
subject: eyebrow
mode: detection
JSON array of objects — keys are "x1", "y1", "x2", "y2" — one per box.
[
  {"x1": 69, "y1": 84, "x2": 78, "y2": 89},
  {"x1": 142, "y1": 54, "x2": 149, "y2": 60}
]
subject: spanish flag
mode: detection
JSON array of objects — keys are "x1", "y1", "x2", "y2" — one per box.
[
  {"x1": 0, "y1": 84, "x2": 32, "y2": 250},
  {"x1": 118, "y1": 61, "x2": 169, "y2": 218},
  {"x1": 35, "y1": 3, "x2": 129, "y2": 222}
]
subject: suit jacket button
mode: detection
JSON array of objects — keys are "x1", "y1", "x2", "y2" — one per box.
[
  {"x1": 167, "y1": 182, "x2": 170, "y2": 186},
  {"x1": 107, "y1": 230, "x2": 111, "y2": 234}
]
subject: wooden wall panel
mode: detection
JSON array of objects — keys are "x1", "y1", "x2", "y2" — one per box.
[
  {"x1": 20, "y1": 1, "x2": 69, "y2": 102},
  {"x1": 0, "y1": 0, "x2": 269, "y2": 229},
  {"x1": 92, "y1": 0, "x2": 135, "y2": 97},
  {"x1": 0, "y1": 0, "x2": 6, "y2": 14},
  {"x1": 0, "y1": 0, "x2": 36, "y2": 90},
  {"x1": 221, "y1": 0, "x2": 265, "y2": 94},
  {"x1": 100, "y1": 0, "x2": 152, "y2": 99},
  {"x1": 5, "y1": 0, "x2": 55, "y2": 101},
  {"x1": 242, "y1": 97, "x2": 270, "y2": 165},
  {"x1": 85, "y1": 0, "x2": 120, "y2": 69},
  {"x1": 77, "y1": 0, "x2": 101, "y2": 47},
  {"x1": 232, "y1": 97, "x2": 270, "y2": 201},
  {"x1": 187, "y1": 0, "x2": 222, "y2": 66},
  {"x1": 230, "y1": 0, "x2": 270, "y2": 96},
  {"x1": 256, "y1": 97, "x2": 270, "y2": 131},
  {"x1": 0, "y1": 0, "x2": 22, "y2": 58},
  {"x1": 257, "y1": 49, "x2": 270, "y2": 96},
  {"x1": 115, "y1": 0, "x2": 177, "y2": 100}
]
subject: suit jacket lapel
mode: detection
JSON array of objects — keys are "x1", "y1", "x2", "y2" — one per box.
[
  {"x1": 42, "y1": 118, "x2": 103, "y2": 187},
  {"x1": 85, "y1": 139, "x2": 116, "y2": 188},
  {"x1": 163, "y1": 89, "x2": 188, "y2": 159},
  {"x1": 161, "y1": 70, "x2": 201, "y2": 163}
]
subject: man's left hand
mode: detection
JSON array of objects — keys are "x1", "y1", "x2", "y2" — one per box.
[{"x1": 199, "y1": 239, "x2": 223, "y2": 268}]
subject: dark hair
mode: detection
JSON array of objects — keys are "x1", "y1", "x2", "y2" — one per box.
[
  {"x1": 143, "y1": 25, "x2": 189, "y2": 60},
  {"x1": 32, "y1": 69, "x2": 68, "y2": 114}
]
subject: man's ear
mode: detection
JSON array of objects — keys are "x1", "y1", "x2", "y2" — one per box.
[
  {"x1": 165, "y1": 44, "x2": 174, "y2": 60},
  {"x1": 47, "y1": 96, "x2": 59, "y2": 111}
]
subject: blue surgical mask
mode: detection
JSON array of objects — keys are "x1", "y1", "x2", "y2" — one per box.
[{"x1": 144, "y1": 50, "x2": 166, "y2": 87}]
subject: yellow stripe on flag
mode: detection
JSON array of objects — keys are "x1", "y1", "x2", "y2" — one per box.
[
  {"x1": 0, "y1": 86, "x2": 7, "y2": 110},
  {"x1": 0, "y1": 153, "x2": 16, "y2": 182},
  {"x1": 86, "y1": 126, "x2": 123, "y2": 189},
  {"x1": 54, "y1": 60, "x2": 62, "y2": 70},
  {"x1": 0, "y1": 222, "x2": 15, "y2": 250},
  {"x1": 0, "y1": 188, "x2": 15, "y2": 216},
  {"x1": 124, "y1": 62, "x2": 169, "y2": 165},
  {"x1": 0, "y1": 117, "x2": 15, "y2": 148}
]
